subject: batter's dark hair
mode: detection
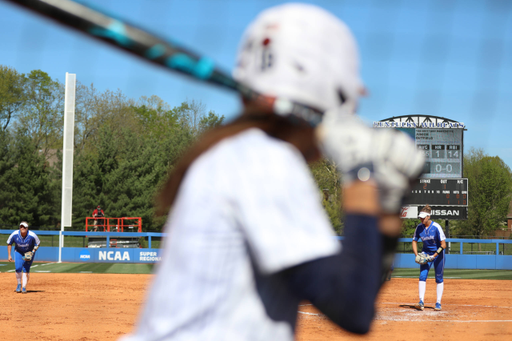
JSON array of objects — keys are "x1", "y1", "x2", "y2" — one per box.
[{"x1": 156, "y1": 106, "x2": 321, "y2": 216}]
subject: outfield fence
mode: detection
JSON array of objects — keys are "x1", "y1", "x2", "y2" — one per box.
[
  {"x1": 1, "y1": 230, "x2": 512, "y2": 269},
  {"x1": 0, "y1": 230, "x2": 164, "y2": 263},
  {"x1": 394, "y1": 238, "x2": 512, "y2": 270}
]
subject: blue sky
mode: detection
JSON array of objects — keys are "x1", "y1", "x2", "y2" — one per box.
[{"x1": 1, "y1": 0, "x2": 511, "y2": 168}]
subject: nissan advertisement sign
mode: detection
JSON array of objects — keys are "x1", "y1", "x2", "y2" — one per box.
[{"x1": 401, "y1": 206, "x2": 467, "y2": 220}]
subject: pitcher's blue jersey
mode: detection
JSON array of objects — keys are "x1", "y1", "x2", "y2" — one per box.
[
  {"x1": 7, "y1": 231, "x2": 40, "y2": 255},
  {"x1": 413, "y1": 221, "x2": 446, "y2": 253}
]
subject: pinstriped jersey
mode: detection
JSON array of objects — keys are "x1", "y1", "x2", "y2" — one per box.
[
  {"x1": 123, "y1": 128, "x2": 340, "y2": 341},
  {"x1": 7, "y1": 230, "x2": 40, "y2": 255},
  {"x1": 413, "y1": 221, "x2": 446, "y2": 253}
]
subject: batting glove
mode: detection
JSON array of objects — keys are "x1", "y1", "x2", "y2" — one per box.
[{"x1": 319, "y1": 110, "x2": 425, "y2": 214}]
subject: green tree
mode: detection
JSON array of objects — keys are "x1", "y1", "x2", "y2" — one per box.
[
  {"x1": 131, "y1": 96, "x2": 179, "y2": 140},
  {"x1": 0, "y1": 65, "x2": 26, "y2": 131},
  {"x1": 72, "y1": 123, "x2": 120, "y2": 228},
  {"x1": 74, "y1": 84, "x2": 137, "y2": 155},
  {"x1": 70, "y1": 99, "x2": 216, "y2": 231},
  {"x1": 401, "y1": 219, "x2": 420, "y2": 237},
  {"x1": 199, "y1": 110, "x2": 225, "y2": 133},
  {"x1": 15, "y1": 70, "x2": 64, "y2": 155},
  {"x1": 452, "y1": 148, "x2": 512, "y2": 237},
  {"x1": 71, "y1": 151, "x2": 103, "y2": 229},
  {"x1": 176, "y1": 100, "x2": 225, "y2": 136},
  {"x1": 3, "y1": 130, "x2": 59, "y2": 227},
  {"x1": 310, "y1": 158, "x2": 343, "y2": 234},
  {"x1": 0, "y1": 130, "x2": 16, "y2": 227},
  {"x1": 103, "y1": 135, "x2": 164, "y2": 231}
]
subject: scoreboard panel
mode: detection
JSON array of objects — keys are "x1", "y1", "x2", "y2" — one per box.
[
  {"x1": 403, "y1": 178, "x2": 468, "y2": 206},
  {"x1": 402, "y1": 128, "x2": 463, "y2": 178}
]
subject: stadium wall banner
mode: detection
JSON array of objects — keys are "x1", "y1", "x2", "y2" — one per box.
[
  {"x1": 62, "y1": 248, "x2": 162, "y2": 263},
  {"x1": 400, "y1": 206, "x2": 467, "y2": 220},
  {"x1": 400, "y1": 206, "x2": 418, "y2": 219},
  {"x1": 1, "y1": 244, "x2": 511, "y2": 269},
  {"x1": 0, "y1": 247, "x2": 161, "y2": 263}
]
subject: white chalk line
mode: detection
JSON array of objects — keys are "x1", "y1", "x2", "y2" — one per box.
[
  {"x1": 301, "y1": 302, "x2": 512, "y2": 310},
  {"x1": 298, "y1": 302, "x2": 512, "y2": 323},
  {"x1": 394, "y1": 276, "x2": 461, "y2": 279},
  {"x1": 383, "y1": 302, "x2": 512, "y2": 309},
  {"x1": 298, "y1": 311, "x2": 512, "y2": 323}
]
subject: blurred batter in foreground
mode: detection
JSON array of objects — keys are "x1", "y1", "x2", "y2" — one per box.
[{"x1": 122, "y1": 3, "x2": 424, "y2": 340}]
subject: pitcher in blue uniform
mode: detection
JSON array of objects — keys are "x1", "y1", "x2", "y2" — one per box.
[
  {"x1": 7, "y1": 221, "x2": 41, "y2": 294},
  {"x1": 412, "y1": 205, "x2": 447, "y2": 311}
]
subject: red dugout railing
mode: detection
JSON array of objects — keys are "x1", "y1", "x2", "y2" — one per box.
[{"x1": 85, "y1": 217, "x2": 142, "y2": 232}]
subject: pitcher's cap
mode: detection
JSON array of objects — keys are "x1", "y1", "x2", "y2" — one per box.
[{"x1": 418, "y1": 211, "x2": 430, "y2": 219}]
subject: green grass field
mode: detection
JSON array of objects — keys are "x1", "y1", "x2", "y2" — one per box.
[
  {"x1": 0, "y1": 261, "x2": 154, "y2": 274},
  {"x1": 1, "y1": 261, "x2": 511, "y2": 279},
  {"x1": 391, "y1": 268, "x2": 512, "y2": 280}
]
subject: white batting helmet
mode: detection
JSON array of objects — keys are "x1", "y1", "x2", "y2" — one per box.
[{"x1": 233, "y1": 3, "x2": 364, "y2": 114}]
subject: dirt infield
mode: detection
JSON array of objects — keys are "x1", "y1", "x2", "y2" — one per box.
[
  {"x1": 1, "y1": 274, "x2": 511, "y2": 340},
  {"x1": 297, "y1": 278, "x2": 512, "y2": 341}
]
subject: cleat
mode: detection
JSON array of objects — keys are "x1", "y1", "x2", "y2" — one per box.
[
  {"x1": 415, "y1": 300, "x2": 424, "y2": 311},
  {"x1": 15, "y1": 284, "x2": 21, "y2": 293},
  {"x1": 435, "y1": 303, "x2": 441, "y2": 311},
  {"x1": 21, "y1": 287, "x2": 27, "y2": 294}
]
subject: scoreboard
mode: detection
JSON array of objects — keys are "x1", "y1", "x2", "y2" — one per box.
[
  {"x1": 374, "y1": 116, "x2": 468, "y2": 220},
  {"x1": 403, "y1": 178, "x2": 468, "y2": 206},
  {"x1": 398, "y1": 128, "x2": 463, "y2": 178},
  {"x1": 415, "y1": 129, "x2": 463, "y2": 178}
]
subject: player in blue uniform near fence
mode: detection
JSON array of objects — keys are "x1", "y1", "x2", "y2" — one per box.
[
  {"x1": 6, "y1": 221, "x2": 41, "y2": 294},
  {"x1": 412, "y1": 205, "x2": 447, "y2": 311}
]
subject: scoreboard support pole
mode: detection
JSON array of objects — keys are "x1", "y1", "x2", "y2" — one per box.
[{"x1": 445, "y1": 219, "x2": 450, "y2": 254}]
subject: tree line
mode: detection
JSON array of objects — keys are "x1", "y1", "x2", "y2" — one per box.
[
  {"x1": 1, "y1": 65, "x2": 510, "y2": 236},
  {"x1": 0, "y1": 66, "x2": 224, "y2": 231}
]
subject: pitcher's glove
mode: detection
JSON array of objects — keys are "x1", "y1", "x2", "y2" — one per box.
[
  {"x1": 415, "y1": 252, "x2": 429, "y2": 265},
  {"x1": 23, "y1": 251, "x2": 33, "y2": 261}
]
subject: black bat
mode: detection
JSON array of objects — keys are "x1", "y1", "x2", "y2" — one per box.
[{"x1": 5, "y1": 0, "x2": 323, "y2": 126}]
